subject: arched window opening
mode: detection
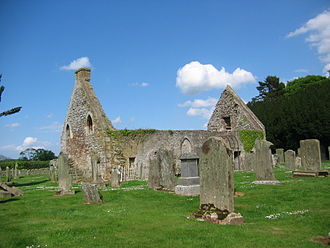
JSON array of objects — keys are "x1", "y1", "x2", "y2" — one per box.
[
  {"x1": 66, "y1": 124, "x2": 72, "y2": 139},
  {"x1": 87, "y1": 115, "x2": 94, "y2": 134}
]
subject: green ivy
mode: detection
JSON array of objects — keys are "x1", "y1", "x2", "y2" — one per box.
[
  {"x1": 106, "y1": 128, "x2": 157, "y2": 138},
  {"x1": 239, "y1": 129, "x2": 264, "y2": 152}
]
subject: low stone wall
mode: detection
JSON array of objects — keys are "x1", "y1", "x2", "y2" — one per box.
[{"x1": 0, "y1": 168, "x2": 49, "y2": 177}]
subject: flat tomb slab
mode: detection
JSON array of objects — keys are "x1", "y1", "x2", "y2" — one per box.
[
  {"x1": 292, "y1": 170, "x2": 328, "y2": 177},
  {"x1": 175, "y1": 185, "x2": 200, "y2": 196}
]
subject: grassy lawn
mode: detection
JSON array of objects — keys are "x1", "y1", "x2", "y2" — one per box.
[{"x1": 1, "y1": 164, "x2": 329, "y2": 248}]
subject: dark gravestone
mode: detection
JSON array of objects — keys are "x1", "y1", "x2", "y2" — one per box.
[
  {"x1": 81, "y1": 182, "x2": 103, "y2": 204},
  {"x1": 200, "y1": 137, "x2": 234, "y2": 212},
  {"x1": 253, "y1": 140, "x2": 280, "y2": 185}
]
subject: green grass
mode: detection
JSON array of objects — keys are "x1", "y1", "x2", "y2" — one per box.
[{"x1": 1, "y1": 165, "x2": 329, "y2": 248}]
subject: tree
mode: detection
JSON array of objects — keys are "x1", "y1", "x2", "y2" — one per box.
[
  {"x1": 251, "y1": 76, "x2": 285, "y2": 102},
  {"x1": 19, "y1": 148, "x2": 56, "y2": 161},
  {"x1": 0, "y1": 74, "x2": 22, "y2": 117}
]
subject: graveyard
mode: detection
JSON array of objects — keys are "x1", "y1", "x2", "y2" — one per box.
[{"x1": 0, "y1": 163, "x2": 329, "y2": 248}]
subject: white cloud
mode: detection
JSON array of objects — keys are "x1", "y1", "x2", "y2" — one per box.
[
  {"x1": 112, "y1": 116, "x2": 122, "y2": 124},
  {"x1": 38, "y1": 121, "x2": 62, "y2": 133},
  {"x1": 176, "y1": 61, "x2": 256, "y2": 95},
  {"x1": 132, "y1": 82, "x2": 149, "y2": 87},
  {"x1": 60, "y1": 57, "x2": 91, "y2": 70},
  {"x1": 187, "y1": 107, "x2": 214, "y2": 119},
  {"x1": 178, "y1": 97, "x2": 217, "y2": 108},
  {"x1": 294, "y1": 69, "x2": 309, "y2": 73},
  {"x1": 286, "y1": 10, "x2": 330, "y2": 73},
  {"x1": 5, "y1": 123, "x2": 20, "y2": 128},
  {"x1": 16, "y1": 137, "x2": 39, "y2": 151}
]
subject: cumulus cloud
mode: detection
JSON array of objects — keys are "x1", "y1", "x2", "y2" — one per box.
[
  {"x1": 112, "y1": 116, "x2": 122, "y2": 124},
  {"x1": 286, "y1": 10, "x2": 330, "y2": 73},
  {"x1": 176, "y1": 61, "x2": 256, "y2": 95},
  {"x1": 178, "y1": 97, "x2": 217, "y2": 108},
  {"x1": 132, "y1": 82, "x2": 149, "y2": 87},
  {"x1": 60, "y1": 57, "x2": 91, "y2": 70},
  {"x1": 5, "y1": 123, "x2": 20, "y2": 128},
  {"x1": 16, "y1": 137, "x2": 39, "y2": 151}
]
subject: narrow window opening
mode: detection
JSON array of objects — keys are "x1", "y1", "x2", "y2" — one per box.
[
  {"x1": 66, "y1": 124, "x2": 72, "y2": 139},
  {"x1": 87, "y1": 115, "x2": 93, "y2": 134},
  {"x1": 223, "y1": 116, "x2": 231, "y2": 130}
]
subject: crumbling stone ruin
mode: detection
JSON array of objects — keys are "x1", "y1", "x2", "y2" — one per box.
[{"x1": 60, "y1": 68, "x2": 266, "y2": 187}]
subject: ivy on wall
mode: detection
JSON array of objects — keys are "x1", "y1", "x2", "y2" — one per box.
[{"x1": 239, "y1": 129, "x2": 264, "y2": 152}]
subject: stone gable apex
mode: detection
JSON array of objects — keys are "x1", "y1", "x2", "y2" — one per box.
[{"x1": 207, "y1": 85, "x2": 265, "y2": 132}]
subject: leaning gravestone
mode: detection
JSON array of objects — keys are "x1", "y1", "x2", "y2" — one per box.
[
  {"x1": 55, "y1": 152, "x2": 74, "y2": 195},
  {"x1": 293, "y1": 139, "x2": 328, "y2": 177},
  {"x1": 276, "y1": 148, "x2": 284, "y2": 164},
  {"x1": 194, "y1": 137, "x2": 243, "y2": 224},
  {"x1": 284, "y1": 150, "x2": 296, "y2": 170},
  {"x1": 253, "y1": 140, "x2": 280, "y2": 185},
  {"x1": 81, "y1": 182, "x2": 103, "y2": 204},
  {"x1": 111, "y1": 168, "x2": 121, "y2": 188},
  {"x1": 0, "y1": 182, "x2": 24, "y2": 197}
]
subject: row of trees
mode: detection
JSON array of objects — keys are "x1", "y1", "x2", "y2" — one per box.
[
  {"x1": 248, "y1": 75, "x2": 330, "y2": 151},
  {"x1": 19, "y1": 148, "x2": 56, "y2": 161}
]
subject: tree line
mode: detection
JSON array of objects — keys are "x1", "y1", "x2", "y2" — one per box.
[{"x1": 247, "y1": 75, "x2": 330, "y2": 152}]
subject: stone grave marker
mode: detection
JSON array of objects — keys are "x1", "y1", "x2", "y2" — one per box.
[
  {"x1": 111, "y1": 168, "x2": 121, "y2": 188},
  {"x1": 243, "y1": 152, "x2": 256, "y2": 171},
  {"x1": 293, "y1": 139, "x2": 328, "y2": 177},
  {"x1": 0, "y1": 182, "x2": 24, "y2": 197},
  {"x1": 49, "y1": 165, "x2": 57, "y2": 182},
  {"x1": 14, "y1": 163, "x2": 18, "y2": 179},
  {"x1": 5, "y1": 166, "x2": 11, "y2": 182},
  {"x1": 276, "y1": 148, "x2": 284, "y2": 164},
  {"x1": 81, "y1": 182, "x2": 103, "y2": 204},
  {"x1": 0, "y1": 167, "x2": 2, "y2": 183},
  {"x1": 148, "y1": 150, "x2": 161, "y2": 189},
  {"x1": 175, "y1": 154, "x2": 200, "y2": 196},
  {"x1": 56, "y1": 152, "x2": 74, "y2": 195},
  {"x1": 284, "y1": 150, "x2": 296, "y2": 170},
  {"x1": 253, "y1": 140, "x2": 280, "y2": 185},
  {"x1": 295, "y1": 156, "x2": 302, "y2": 168},
  {"x1": 159, "y1": 148, "x2": 176, "y2": 191}
]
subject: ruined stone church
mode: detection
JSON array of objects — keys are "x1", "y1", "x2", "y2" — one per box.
[{"x1": 61, "y1": 68, "x2": 265, "y2": 182}]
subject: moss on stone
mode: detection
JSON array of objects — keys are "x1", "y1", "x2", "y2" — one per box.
[
  {"x1": 106, "y1": 128, "x2": 157, "y2": 138},
  {"x1": 239, "y1": 129, "x2": 264, "y2": 153}
]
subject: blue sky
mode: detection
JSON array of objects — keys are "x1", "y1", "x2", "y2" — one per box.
[{"x1": 0, "y1": 0, "x2": 329, "y2": 158}]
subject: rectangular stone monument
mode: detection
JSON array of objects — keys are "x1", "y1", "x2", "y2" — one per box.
[
  {"x1": 148, "y1": 151, "x2": 161, "y2": 189},
  {"x1": 284, "y1": 150, "x2": 296, "y2": 170},
  {"x1": 14, "y1": 163, "x2": 18, "y2": 179},
  {"x1": 243, "y1": 152, "x2": 256, "y2": 171},
  {"x1": 55, "y1": 152, "x2": 75, "y2": 195},
  {"x1": 81, "y1": 182, "x2": 103, "y2": 204},
  {"x1": 293, "y1": 139, "x2": 328, "y2": 177},
  {"x1": 275, "y1": 148, "x2": 284, "y2": 164},
  {"x1": 111, "y1": 168, "x2": 121, "y2": 188},
  {"x1": 200, "y1": 137, "x2": 234, "y2": 212},
  {"x1": 5, "y1": 166, "x2": 11, "y2": 182},
  {"x1": 253, "y1": 140, "x2": 280, "y2": 185},
  {"x1": 175, "y1": 154, "x2": 200, "y2": 196},
  {"x1": 159, "y1": 148, "x2": 176, "y2": 191}
]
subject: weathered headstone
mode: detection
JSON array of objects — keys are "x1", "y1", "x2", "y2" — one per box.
[
  {"x1": 159, "y1": 148, "x2": 176, "y2": 191},
  {"x1": 148, "y1": 151, "x2": 161, "y2": 189},
  {"x1": 5, "y1": 166, "x2": 11, "y2": 182},
  {"x1": 271, "y1": 154, "x2": 278, "y2": 167},
  {"x1": 328, "y1": 146, "x2": 330, "y2": 161},
  {"x1": 243, "y1": 152, "x2": 256, "y2": 171},
  {"x1": 175, "y1": 154, "x2": 200, "y2": 196},
  {"x1": 111, "y1": 168, "x2": 121, "y2": 188},
  {"x1": 0, "y1": 182, "x2": 24, "y2": 196},
  {"x1": 49, "y1": 165, "x2": 57, "y2": 182},
  {"x1": 81, "y1": 182, "x2": 103, "y2": 204},
  {"x1": 293, "y1": 139, "x2": 328, "y2": 177},
  {"x1": 276, "y1": 148, "x2": 284, "y2": 164},
  {"x1": 200, "y1": 137, "x2": 234, "y2": 212},
  {"x1": 56, "y1": 152, "x2": 74, "y2": 195},
  {"x1": 14, "y1": 163, "x2": 18, "y2": 179},
  {"x1": 253, "y1": 140, "x2": 280, "y2": 185},
  {"x1": 295, "y1": 156, "x2": 302, "y2": 168},
  {"x1": 0, "y1": 167, "x2": 2, "y2": 183},
  {"x1": 284, "y1": 150, "x2": 296, "y2": 170}
]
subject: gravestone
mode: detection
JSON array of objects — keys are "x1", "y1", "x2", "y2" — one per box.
[
  {"x1": 49, "y1": 165, "x2": 57, "y2": 182},
  {"x1": 253, "y1": 140, "x2": 280, "y2": 185},
  {"x1": 200, "y1": 137, "x2": 234, "y2": 212},
  {"x1": 148, "y1": 151, "x2": 161, "y2": 189},
  {"x1": 175, "y1": 154, "x2": 200, "y2": 196},
  {"x1": 243, "y1": 152, "x2": 256, "y2": 171},
  {"x1": 159, "y1": 148, "x2": 176, "y2": 191},
  {"x1": 272, "y1": 154, "x2": 278, "y2": 167},
  {"x1": 148, "y1": 148, "x2": 176, "y2": 191},
  {"x1": 14, "y1": 163, "x2": 18, "y2": 179},
  {"x1": 276, "y1": 149, "x2": 284, "y2": 164},
  {"x1": 0, "y1": 182, "x2": 24, "y2": 196},
  {"x1": 0, "y1": 167, "x2": 2, "y2": 183},
  {"x1": 56, "y1": 152, "x2": 74, "y2": 195},
  {"x1": 284, "y1": 150, "x2": 296, "y2": 170},
  {"x1": 293, "y1": 139, "x2": 328, "y2": 177},
  {"x1": 295, "y1": 156, "x2": 302, "y2": 168},
  {"x1": 81, "y1": 182, "x2": 103, "y2": 204},
  {"x1": 5, "y1": 166, "x2": 11, "y2": 182},
  {"x1": 328, "y1": 146, "x2": 330, "y2": 160},
  {"x1": 111, "y1": 168, "x2": 121, "y2": 188}
]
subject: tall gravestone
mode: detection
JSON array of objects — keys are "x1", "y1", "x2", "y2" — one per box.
[
  {"x1": 5, "y1": 166, "x2": 11, "y2": 182},
  {"x1": 148, "y1": 151, "x2": 161, "y2": 189},
  {"x1": 242, "y1": 153, "x2": 256, "y2": 171},
  {"x1": 293, "y1": 139, "x2": 328, "y2": 177},
  {"x1": 253, "y1": 140, "x2": 280, "y2": 185},
  {"x1": 56, "y1": 152, "x2": 74, "y2": 195},
  {"x1": 284, "y1": 150, "x2": 296, "y2": 170},
  {"x1": 200, "y1": 137, "x2": 234, "y2": 212},
  {"x1": 14, "y1": 163, "x2": 18, "y2": 179},
  {"x1": 0, "y1": 167, "x2": 2, "y2": 183},
  {"x1": 159, "y1": 148, "x2": 176, "y2": 191},
  {"x1": 276, "y1": 149, "x2": 284, "y2": 164}
]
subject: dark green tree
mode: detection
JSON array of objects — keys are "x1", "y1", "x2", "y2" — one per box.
[
  {"x1": 251, "y1": 76, "x2": 285, "y2": 102},
  {"x1": 19, "y1": 148, "x2": 56, "y2": 161},
  {"x1": 0, "y1": 74, "x2": 22, "y2": 117}
]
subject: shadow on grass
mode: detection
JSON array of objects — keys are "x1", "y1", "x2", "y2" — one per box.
[
  {"x1": 0, "y1": 198, "x2": 20, "y2": 204},
  {"x1": 13, "y1": 179, "x2": 49, "y2": 187}
]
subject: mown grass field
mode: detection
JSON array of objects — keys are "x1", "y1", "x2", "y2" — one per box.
[{"x1": 1, "y1": 163, "x2": 329, "y2": 248}]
